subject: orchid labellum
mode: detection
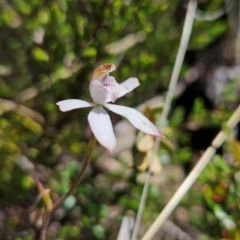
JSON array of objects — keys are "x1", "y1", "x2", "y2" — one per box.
[{"x1": 57, "y1": 63, "x2": 164, "y2": 152}]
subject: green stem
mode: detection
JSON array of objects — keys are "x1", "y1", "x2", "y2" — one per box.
[
  {"x1": 53, "y1": 133, "x2": 96, "y2": 210},
  {"x1": 35, "y1": 133, "x2": 96, "y2": 240}
]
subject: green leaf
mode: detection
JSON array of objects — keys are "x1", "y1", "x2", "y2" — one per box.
[
  {"x1": 32, "y1": 47, "x2": 49, "y2": 62},
  {"x1": 82, "y1": 47, "x2": 97, "y2": 57}
]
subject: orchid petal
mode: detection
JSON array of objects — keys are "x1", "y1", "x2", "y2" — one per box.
[
  {"x1": 119, "y1": 77, "x2": 140, "y2": 98},
  {"x1": 105, "y1": 77, "x2": 140, "y2": 102},
  {"x1": 102, "y1": 76, "x2": 120, "y2": 103},
  {"x1": 105, "y1": 104, "x2": 165, "y2": 138},
  {"x1": 92, "y1": 63, "x2": 116, "y2": 81},
  {"x1": 90, "y1": 80, "x2": 108, "y2": 104},
  {"x1": 88, "y1": 106, "x2": 117, "y2": 152},
  {"x1": 56, "y1": 99, "x2": 95, "y2": 112}
]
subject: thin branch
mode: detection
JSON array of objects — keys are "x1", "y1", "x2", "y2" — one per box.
[
  {"x1": 141, "y1": 104, "x2": 240, "y2": 240},
  {"x1": 130, "y1": 1, "x2": 197, "y2": 239}
]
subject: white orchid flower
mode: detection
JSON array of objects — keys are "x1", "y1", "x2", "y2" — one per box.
[{"x1": 57, "y1": 63, "x2": 164, "y2": 152}]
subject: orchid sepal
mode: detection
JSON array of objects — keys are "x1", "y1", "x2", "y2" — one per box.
[
  {"x1": 56, "y1": 99, "x2": 95, "y2": 112},
  {"x1": 88, "y1": 106, "x2": 117, "y2": 152}
]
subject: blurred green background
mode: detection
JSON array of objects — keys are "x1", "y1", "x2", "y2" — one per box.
[{"x1": 0, "y1": 0, "x2": 240, "y2": 239}]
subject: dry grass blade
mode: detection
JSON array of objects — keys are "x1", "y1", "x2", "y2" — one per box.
[
  {"x1": 141, "y1": 104, "x2": 240, "y2": 240},
  {"x1": 130, "y1": 1, "x2": 198, "y2": 239},
  {"x1": 116, "y1": 216, "x2": 135, "y2": 240}
]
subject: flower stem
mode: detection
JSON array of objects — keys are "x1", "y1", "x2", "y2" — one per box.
[
  {"x1": 53, "y1": 133, "x2": 96, "y2": 210},
  {"x1": 34, "y1": 133, "x2": 96, "y2": 240}
]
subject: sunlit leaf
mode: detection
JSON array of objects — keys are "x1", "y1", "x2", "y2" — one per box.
[{"x1": 32, "y1": 47, "x2": 49, "y2": 62}]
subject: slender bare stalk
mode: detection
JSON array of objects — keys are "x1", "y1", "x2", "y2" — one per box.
[
  {"x1": 53, "y1": 133, "x2": 96, "y2": 210},
  {"x1": 130, "y1": 1, "x2": 197, "y2": 239},
  {"x1": 141, "y1": 104, "x2": 240, "y2": 240},
  {"x1": 35, "y1": 133, "x2": 96, "y2": 240},
  {"x1": 53, "y1": 155, "x2": 91, "y2": 210}
]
